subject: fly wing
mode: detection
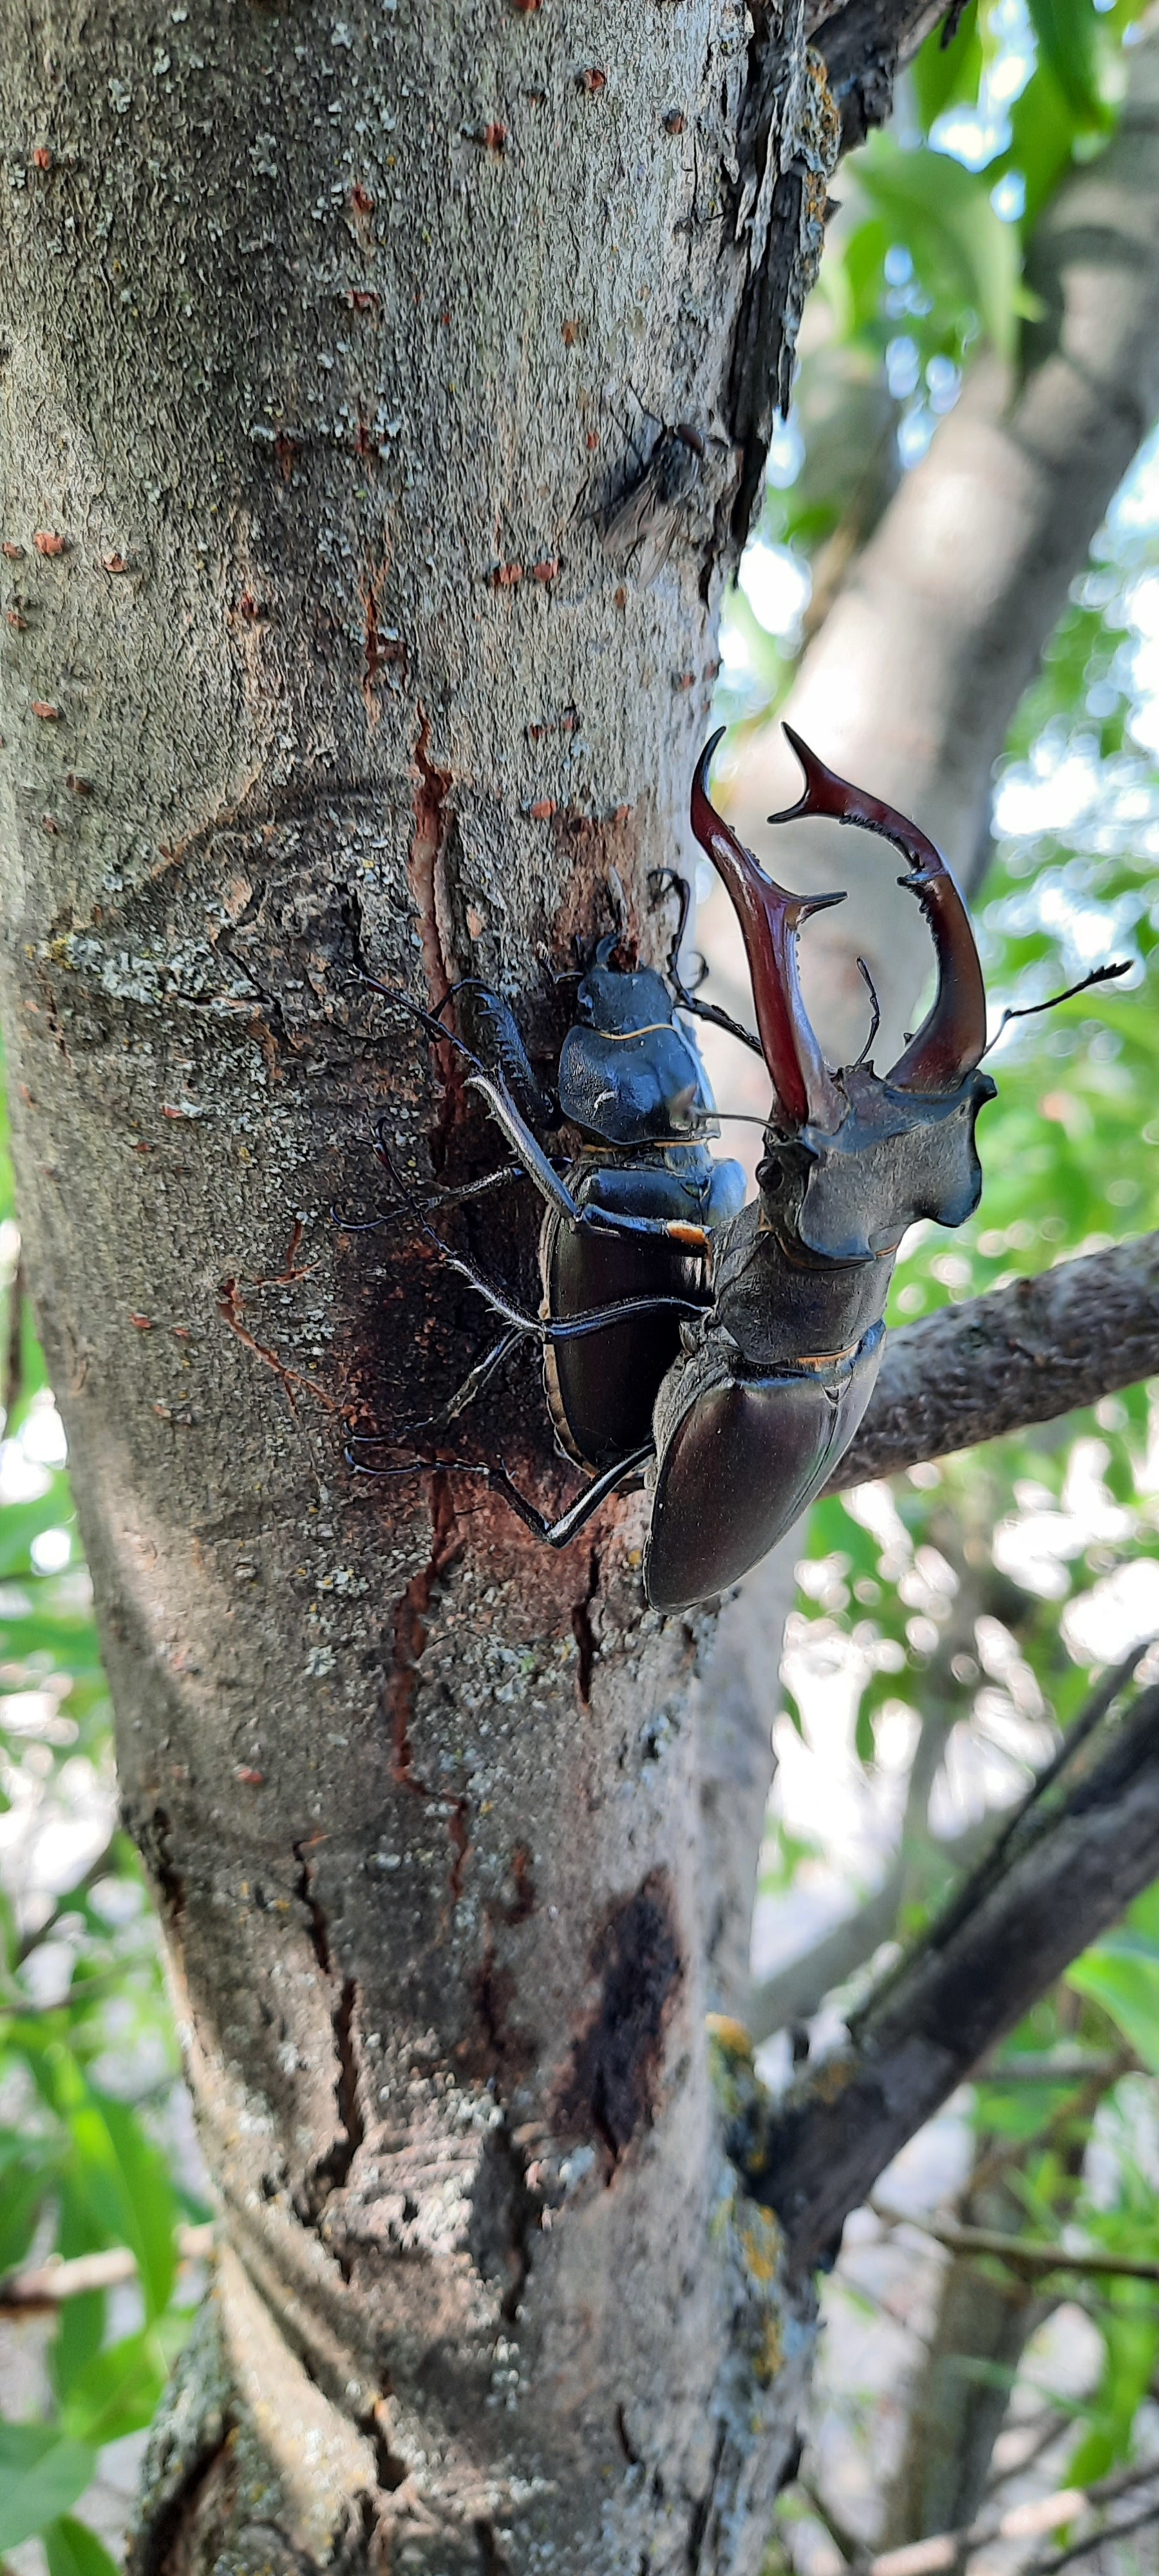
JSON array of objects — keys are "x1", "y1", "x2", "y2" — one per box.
[{"x1": 601, "y1": 461, "x2": 672, "y2": 555}]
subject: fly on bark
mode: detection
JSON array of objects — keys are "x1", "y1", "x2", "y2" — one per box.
[{"x1": 599, "y1": 422, "x2": 706, "y2": 585}]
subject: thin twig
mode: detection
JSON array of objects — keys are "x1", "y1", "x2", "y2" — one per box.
[
  {"x1": 1022, "y1": 2494, "x2": 1159, "y2": 2575},
  {"x1": 865, "y1": 2454, "x2": 1159, "y2": 2575},
  {"x1": 874, "y1": 2209, "x2": 1159, "y2": 2286},
  {"x1": 798, "y1": 2474, "x2": 864, "y2": 2566},
  {"x1": 0, "y1": 2221, "x2": 215, "y2": 2313},
  {"x1": 983, "y1": 2411, "x2": 1075, "y2": 2499}
]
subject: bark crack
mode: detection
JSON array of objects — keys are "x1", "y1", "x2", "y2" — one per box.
[
  {"x1": 408, "y1": 703, "x2": 454, "y2": 1016},
  {"x1": 292, "y1": 1846, "x2": 366, "y2": 2220},
  {"x1": 388, "y1": 1473, "x2": 463, "y2": 1789},
  {"x1": 570, "y1": 1546, "x2": 600, "y2": 1705}
]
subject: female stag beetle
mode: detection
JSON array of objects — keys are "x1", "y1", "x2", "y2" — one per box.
[
  {"x1": 353, "y1": 726, "x2": 1103, "y2": 1609},
  {"x1": 350, "y1": 911, "x2": 748, "y2": 1541}
]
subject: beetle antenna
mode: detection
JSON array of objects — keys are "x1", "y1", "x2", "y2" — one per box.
[
  {"x1": 649, "y1": 864, "x2": 765, "y2": 1057},
  {"x1": 851, "y1": 957, "x2": 881, "y2": 1069},
  {"x1": 981, "y1": 959, "x2": 1132, "y2": 1057}
]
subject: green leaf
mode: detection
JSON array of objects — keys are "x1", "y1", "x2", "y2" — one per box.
[
  {"x1": 52, "y1": 2293, "x2": 108, "y2": 2405},
  {"x1": 854, "y1": 137, "x2": 1022, "y2": 359},
  {"x1": 0, "y1": 1489, "x2": 72, "y2": 1581},
  {"x1": 59, "y1": 2330, "x2": 167, "y2": 2447},
  {"x1": 1067, "y1": 1940, "x2": 1159, "y2": 2070},
  {"x1": 64, "y1": 2088, "x2": 178, "y2": 2322},
  {"x1": 0, "y1": 2154, "x2": 52, "y2": 2273},
  {"x1": 44, "y1": 2515, "x2": 122, "y2": 2576},
  {"x1": 912, "y1": 1, "x2": 983, "y2": 131},
  {"x1": 1025, "y1": 0, "x2": 1109, "y2": 131},
  {"x1": 0, "y1": 2425, "x2": 95, "y2": 2551},
  {"x1": 1004, "y1": 61, "x2": 1084, "y2": 231}
]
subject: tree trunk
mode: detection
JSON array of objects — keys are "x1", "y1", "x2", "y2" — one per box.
[{"x1": 0, "y1": 8, "x2": 853, "y2": 2571}]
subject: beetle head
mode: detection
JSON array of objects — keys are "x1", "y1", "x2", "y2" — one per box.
[{"x1": 558, "y1": 934, "x2": 716, "y2": 1144}]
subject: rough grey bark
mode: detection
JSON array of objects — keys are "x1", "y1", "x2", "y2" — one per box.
[
  {"x1": 722, "y1": 17, "x2": 1159, "y2": 1071},
  {"x1": 0, "y1": 7, "x2": 934, "y2": 2575},
  {"x1": 828, "y1": 1229, "x2": 1159, "y2": 1492}
]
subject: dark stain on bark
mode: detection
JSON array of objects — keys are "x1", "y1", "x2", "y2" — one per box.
[
  {"x1": 408, "y1": 705, "x2": 457, "y2": 1070},
  {"x1": 131, "y1": 2430, "x2": 237, "y2": 2576},
  {"x1": 502, "y1": 1842, "x2": 536, "y2": 1926},
  {"x1": 473, "y1": 2519, "x2": 508, "y2": 2575},
  {"x1": 549, "y1": 801, "x2": 647, "y2": 959},
  {"x1": 464, "y1": 1931, "x2": 535, "y2": 2079},
  {"x1": 553, "y1": 1871, "x2": 683, "y2": 2169}
]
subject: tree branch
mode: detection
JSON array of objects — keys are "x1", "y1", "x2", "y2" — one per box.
[
  {"x1": 880, "y1": 2213, "x2": 1159, "y2": 2286},
  {"x1": 0, "y1": 2224, "x2": 214, "y2": 2315},
  {"x1": 811, "y1": 0, "x2": 948, "y2": 152},
  {"x1": 862, "y1": 2458, "x2": 1159, "y2": 2576},
  {"x1": 748, "y1": 1671, "x2": 1159, "y2": 2267},
  {"x1": 826, "y1": 1233, "x2": 1159, "y2": 1494}
]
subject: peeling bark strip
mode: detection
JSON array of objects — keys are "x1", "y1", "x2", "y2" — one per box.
[
  {"x1": 828, "y1": 1232, "x2": 1159, "y2": 1493},
  {"x1": 0, "y1": 4, "x2": 939, "y2": 2572},
  {"x1": 753, "y1": 1677, "x2": 1159, "y2": 2268}
]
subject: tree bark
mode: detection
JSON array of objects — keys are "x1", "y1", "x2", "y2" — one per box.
[
  {"x1": 827, "y1": 1229, "x2": 1159, "y2": 1492},
  {"x1": 0, "y1": 7, "x2": 921, "y2": 2574}
]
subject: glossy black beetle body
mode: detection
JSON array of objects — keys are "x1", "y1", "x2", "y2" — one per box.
[
  {"x1": 641, "y1": 728, "x2": 995, "y2": 1610},
  {"x1": 542, "y1": 938, "x2": 745, "y2": 1467},
  {"x1": 349, "y1": 923, "x2": 747, "y2": 1516}
]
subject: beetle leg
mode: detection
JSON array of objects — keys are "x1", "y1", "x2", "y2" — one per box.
[
  {"x1": 431, "y1": 1226, "x2": 704, "y2": 1342},
  {"x1": 439, "y1": 1327, "x2": 526, "y2": 1421},
  {"x1": 579, "y1": 1206, "x2": 711, "y2": 1253},
  {"x1": 346, "y1": 1440, "x2": 654, "y2": 1549},
  {"x1": 334, "y1": 1157, "x2": 527, "y2": 1232},
  {"x1": 481, "y1": 1442, "x2": 654, "y2": 1546},
  {"x1": 466, "y1": 1073, "x2": 585, "y2": 1222},
  {"x1": 374, "y1": 1141, "x2": 703, "y2": 1335}
]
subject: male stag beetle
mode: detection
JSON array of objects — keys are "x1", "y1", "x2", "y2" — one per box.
[
  {"x1": 350, "y1": 909, "x2": 748, "y2": 1540},
  {"x1": 644, "y1": 727, "x2": 997, "y2": 1609},
  {"x1": 352, "y1": 730, "x2": 1119, "y2": 1608}
]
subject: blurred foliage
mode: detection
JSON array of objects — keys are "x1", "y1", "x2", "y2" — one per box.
[
  {"x1": 722, "y1": 10, "x2": 1159, "y2": 2546},
  {"x1": 720, "y1": 0, "x2": 1152, "y2": 721},
  {"x1": 768, "y1": 520, "x2": 1159, "y2": 2532},
  {"x1": 0, "y1": 1080, "x2": 208, "y2": 2568}
]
